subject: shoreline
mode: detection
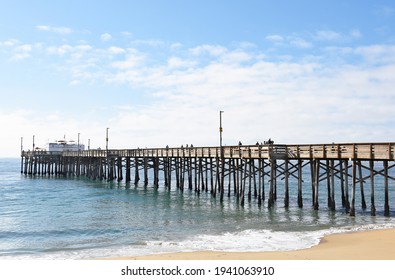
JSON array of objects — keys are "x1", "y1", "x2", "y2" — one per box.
[{"x1": 105, "y1": 228, "x2": 395, "y2": 260}]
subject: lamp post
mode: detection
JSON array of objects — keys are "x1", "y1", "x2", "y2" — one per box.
[
  {"x1": 106, "y1": 128, "x2": 109, "y2": 151},
  {"x1": 219, "y1": 110, "x2": 224, "y2": 202},
  {"x1": 32, "y1": 135, "x2": 35, "y2": 151},
  {"x1": 88, "y1": 139, "x2": 90, "y2": 150},
  {"x1": 105, "y1": 128, "x2": 110, "y2": 180},
  {"x1": 77, "y1": 132, "x2": 81, "y2": 176},
  {"x1": 20, "y1": 137, "x2": 23, "y2": 173},
  {"x1": 219, "y1": 110, "x2": 224, "y2": 148}
]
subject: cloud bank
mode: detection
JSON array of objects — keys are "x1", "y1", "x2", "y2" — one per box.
[{"x1": 1, "y1": 28, "x2": 395, "y2": 157}]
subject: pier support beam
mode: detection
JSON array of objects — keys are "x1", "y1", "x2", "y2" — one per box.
[
  {"x1": 268, "y1": 159, "x2": 275, "y2": 208},
  {"x1": 370, "y1": 161, "x2": 376, "y2": 216},
  {"x1": 330, "y1": 159, "x2": 336, "y2": 210},
  {"x1": 284, "y1": 160, "x2": 289, "y2": 208},
  {"x1": 144, "y1": 157, "x2": 148, "y2": 186},
  {"x1": 350, "y1": 160, "x2": 357, "y2": 216},
  {"x1": 384, "y1": 161, "x2": 390, "y2": 217},
  {"x1": 313, "y1": 160, "x2": 320, "y2": 211},
  {"x1": 358, "y1": 160, "x2": 366, "y2": 210},
  {"x1": 134, "y1": 158, "x2": 140, "y2": 185},
  {"x1": 298, "y1": 159, "x2": 303, "y2": 208},
  {"x1": 125, "y1": 157, "x2": 131, "y2": 183},
  {"x1": 344, "y1": 160, "x2": 350, "y2": 213}
]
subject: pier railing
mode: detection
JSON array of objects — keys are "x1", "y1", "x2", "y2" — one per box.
[{"x1": 21, "y1": 143, "x2": 395, "y2": 160}]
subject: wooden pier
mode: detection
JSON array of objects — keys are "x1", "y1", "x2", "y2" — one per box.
[{"x1": 21, "y1": 142, "x2": 395, "y2": 216}]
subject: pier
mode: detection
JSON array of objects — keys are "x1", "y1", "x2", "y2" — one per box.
[{"x1": 21, "y1": 142, "x2": 395, "y2": 216}]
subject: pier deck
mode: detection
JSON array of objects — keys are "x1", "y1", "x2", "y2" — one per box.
[{"x1": 21, "y1": 143, "x2": 395, "y2": 216}]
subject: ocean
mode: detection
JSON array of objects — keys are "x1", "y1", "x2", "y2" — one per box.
[{"x1": 1, "y1": 157, "x2": 394, "y2": 260}]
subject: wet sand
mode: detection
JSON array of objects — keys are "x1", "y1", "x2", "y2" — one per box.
[{"x1": 106, "y1": 228, "x2": 395, "y2": 260}]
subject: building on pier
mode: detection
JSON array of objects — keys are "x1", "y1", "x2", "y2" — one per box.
[{"x1": 46, "y1": 139, "x2": 85, "y2": 152}]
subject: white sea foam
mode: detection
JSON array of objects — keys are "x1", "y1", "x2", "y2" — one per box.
[{"x1": 148, "y1": 222, "x2": 395, "y2": 253}]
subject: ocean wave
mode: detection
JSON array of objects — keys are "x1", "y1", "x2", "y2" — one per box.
[{"x1": 2, "y1": 222, "x2": 395, "y2": 260}]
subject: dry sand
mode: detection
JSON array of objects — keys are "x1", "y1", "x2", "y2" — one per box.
[{"x1": 107, "y1": 228, "x2": 395, "y2": 260}]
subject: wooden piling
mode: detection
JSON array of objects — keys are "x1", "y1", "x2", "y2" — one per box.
[
  {"x1": 330, "y1": 159, "x2": 336, "y2": 210},
  {"x1": 268, "y1": 159, "x2": 275, "y2": 208},
  {"x1": 248, "y1": 159, "x2": 252, "y2": 202},
  {"x1": 350, "y1": 160, "x2": 357, "y2": 216},
  {"x1": 344, "y1": 160, "x2": 350, "y2": 212},
  {"x1": 326, "y1": 160, "x2": 332, "y2": 208},
  {"x1": 384, "y1": 160, "x2": 390, "y2": 217},
  {"x1": 134, "y1": 158, "x2": 140, "y2": 185},
  {"x1": 370, "y1": 160, "x2": 376, "y2": 216},
  {"x1": 358, "y1": 160, "x2": 367, "y2": 210},
  {"x1": 310, "y1": 159, "x2": 315, "y2": 207},
  {"x1": 284, "y1": 159, "x2": 289, "y2": 208},
  {"x1": 298, "y1": 159, "x2": 303, "y2": 208},
  {"x1": 340, "y1": 160, "x2": 346, "y2": 207},
  {"x1": 144, "y1": 157, "x2": 148, "y2": 186},
  {"x1": 313, "y1": 159, "x2": 320, "y2": 211}
]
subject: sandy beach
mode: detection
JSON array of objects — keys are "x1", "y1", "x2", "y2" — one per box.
[{"x1": 107, "y1": 228, "x2": 395, "y2": 260}]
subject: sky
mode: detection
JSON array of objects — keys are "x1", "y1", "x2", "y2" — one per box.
[{"x1": 1, "y1": 0, "x2": 395, "y2": 157}]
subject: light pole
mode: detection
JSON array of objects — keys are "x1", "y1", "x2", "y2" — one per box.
[
  {"x1": 20, "y1": 137, "x2": 23, "y2": 173},
  {"x1": 219, "y1": 110, "x2": 224, "y2": 148},
  {"x1": 88, "y1": 139, "x2": 90, "y2": 150},
  {"x1": 77, "y1": 132, "x2": 81, "y2": 176},
  {"x1": 105, "y1": 128, "x2": 109, "y2": 180},
  {"x1": 219, "y1": 110, "x2": 224, "y2": 202},
  {"x1": 33, "y1": 135, "x2": 35, "y2": 151},
  {"x1": 106, "y1": 128, "x2": 109, "y2": 151}
]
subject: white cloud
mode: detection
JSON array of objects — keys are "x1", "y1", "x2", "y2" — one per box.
[
  {"x1": 105, "y1": 58, "x2": 395, "y2": 148},
  {"x1": 289, "y1": 37, "x2": 313, "y2": 49},
  {"x1": 36, "y1": 25, "x2": 72, "y2": 34},
  {"x1": 101, "y1": 43, "x2": 395, "y2": 147},
  {"x1": 265, "y1": 34, "x2": 284, "y2": 44},
  {"x1": 266, "y1": 34, "x2": 312, "y2": 48},
  {"x1": 111, "y1": 49, "x2": 144, "y2": 69},
  {"x1": 108, "y1": 46, "x2": 126, "y2": 55},
  {"x1": 16, "y1": 44, "x2": 32, "y2": 52},
  {"x1": 167, "y1": 57, "x2": 196, "y2": 69},
  {"x1": 100, "y1": 33, "x2": 112, "y2": 42},
  {"x1": 46, "y1": 44, "x2": 73, "y2": 55},
  {"x1": 313, "y1": 29, "x2": 362, "y2": 43},
  {"x1": 131, "y1": 39, "x2": 164, "y2": 47},
  {"x1": 36, "y1": 25, "x2": 50, "y2": 31},
  {"x1": 354, "y1": 44, "x2": 395, "y2": 64},
  {"x1": 170, "y1": 42, "x2": 183, "y2": 50},
  {"x1": 52, "y1": 27, "x2": 73, "y2": 34},
  {"x1": 75, "y1": 44, "x2": 93, "y2": 52},
  {"x1": 315, "y1": 30, "x2": 342, "y2": 41},
  {"x1": 236, "y1": 41, "x2": 257, "y2": 49},
  {"x1": 9, "y1": 44, "x2": 34, "y2": 60},
  {"x1": 11, "y1": 53, "x2": 31, "y2": 60},
  {"x1": 121, "y1": 31, "x2": 132, "y2": 37},
  {"x1": 1, "y1": 39, "x2": 19, "y2": 47},
  {"x1": 3, "y1": 37, "x2": 395, "y2": 156},
  {"x1": 350, "y1": 29, "x2": 362, "y2": 39},
  {"x1": 189, "y1": 44, "x2": 227, "y2": 56},
  {"x1": 220, "y1": 50, "x2": 253, "y2": 64}
]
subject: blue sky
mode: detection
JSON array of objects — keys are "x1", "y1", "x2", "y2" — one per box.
[{"x1": 1, "y1": 0, "x2": 395, "y2": 157}]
